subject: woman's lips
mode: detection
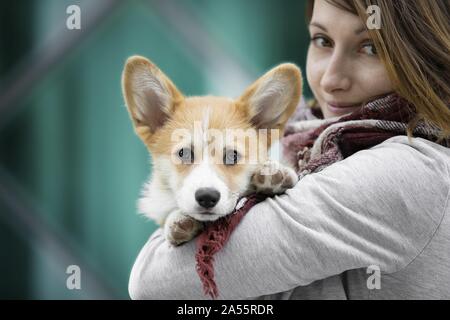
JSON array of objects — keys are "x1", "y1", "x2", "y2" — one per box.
[
  {"x1": 328, "y1": 102, "x2": 361, "y2": 108},
  {"x1": 326, "y1": 102, "x2": 362, "y2": 115}
]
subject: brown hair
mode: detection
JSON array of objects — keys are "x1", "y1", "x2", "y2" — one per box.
[{"x1": 306, "y1": 0, "x2": 450, "y2": 139}]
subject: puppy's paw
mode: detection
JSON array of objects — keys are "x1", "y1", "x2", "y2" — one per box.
[
  {"x1": 251, "y1": 161, "x2": 298, "y2": 195},
  {"x1": 164, "y1": 211, "x2": 203, "y2": 246}
]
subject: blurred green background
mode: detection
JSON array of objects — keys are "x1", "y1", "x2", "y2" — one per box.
[{"x1": 0, "y1": 0, "x2": 311, "y2": 299}]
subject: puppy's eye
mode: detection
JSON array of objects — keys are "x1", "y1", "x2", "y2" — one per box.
[
  {"x1": 223, "y1": 149, "x2": 240, "y2": 166},
  {"x1": 178, "y1": 147, "x2": 194, "y2": 164}
]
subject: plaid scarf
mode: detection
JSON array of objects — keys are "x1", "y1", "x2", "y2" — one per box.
[{"x1": 195, "y1": 93, "x2": 449, "y2": 299}]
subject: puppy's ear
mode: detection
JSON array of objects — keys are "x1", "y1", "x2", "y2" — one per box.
[
  {"x1": 238, "y1": 63, "x2": 302, "y2": 131},
  {"x1": 122, "y1": 56, "x2": 183, "y2": 142}
]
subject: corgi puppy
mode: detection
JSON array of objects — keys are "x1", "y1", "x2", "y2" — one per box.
[{"x1": 122, "y1": 56, "x2": 301, "y2": 245}]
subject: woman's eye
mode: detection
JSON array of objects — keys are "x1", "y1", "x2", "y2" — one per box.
[
  {"x1": 223, "y1": 150, "x2": 240, "y2": 166},
  {"x1": 361, "y1": 43, "x2": 378, "y2": 56},
  {"x1": 311, "y1": 35, "x2": 332, "y2": 48},
  {"x1": 178, "y1": 147, "x2": 194, "y2": 164}
]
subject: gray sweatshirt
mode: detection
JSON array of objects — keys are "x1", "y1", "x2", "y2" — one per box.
[{"x1": 128, "y1": 136, "x2": 450, "y2": 299}]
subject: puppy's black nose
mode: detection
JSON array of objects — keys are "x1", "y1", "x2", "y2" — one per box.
[{"x1": 195, "y1": 188, "x2": 220, "y2": 209}]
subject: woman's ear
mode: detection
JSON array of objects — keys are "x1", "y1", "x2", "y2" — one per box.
[
  {"x1": 238, "y1": 63, "x2": 302, "y2": 131},
  {"x1": 121, "y1": 56, "x2": 184, "y2": 142}
]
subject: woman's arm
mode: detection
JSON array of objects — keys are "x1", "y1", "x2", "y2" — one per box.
[{"x1": 128, "y1": 136, "x2": 450, "y2": 299}]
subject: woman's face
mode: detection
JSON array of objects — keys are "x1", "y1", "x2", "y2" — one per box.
[{"x1": 306, "y1": 0, "x2": 394, "y2": 119}]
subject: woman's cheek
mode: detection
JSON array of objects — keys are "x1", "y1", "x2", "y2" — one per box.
[
  {"x1": 358, "y1": 64, "x2": 394, "y2": 97},
  {"x1": 306, "y1": 50, "x2": 322, "y2": 97}
]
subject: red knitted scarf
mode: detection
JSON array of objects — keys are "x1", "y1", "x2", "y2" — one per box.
[{"x1": 195, "y1": 93, "x2": 449, "y2": 299}]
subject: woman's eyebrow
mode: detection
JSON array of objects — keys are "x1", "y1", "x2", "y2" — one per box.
[
  {"x1": 354, "y1": 26, "x2": 368, "y2": 35},
  {"x1": 309, "y1": 22, "x2": 328, "y2": 32},
  {"x1": 310, "y1": 21, "x2": 368, "y2": 35}
]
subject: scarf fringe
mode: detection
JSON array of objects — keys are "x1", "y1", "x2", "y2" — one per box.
[{"x1": 195, "y1": 194, "x2": 266, "y2": 299}]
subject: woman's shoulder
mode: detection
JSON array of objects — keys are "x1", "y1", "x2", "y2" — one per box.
[
  {"x1": 283, "y1": 135, "x2": 450, "y2": 266},
  {"x1": 333, "y1": 135, "x2": 450, "y2": 181},
  {"x1": 372, "y1": 135, "x2": 450, "y2": 165},
  {"x1": 299, "y1": 135, "x2": 450, "y2": 222}
]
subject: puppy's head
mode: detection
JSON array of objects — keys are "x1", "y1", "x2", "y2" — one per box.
[{"x1": 122, "y1": 56, "x2": 301, "y2": 221}]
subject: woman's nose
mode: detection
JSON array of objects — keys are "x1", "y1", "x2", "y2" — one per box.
[{"x1": 320, "y1": 53, "x2": 352, "y2": 94}]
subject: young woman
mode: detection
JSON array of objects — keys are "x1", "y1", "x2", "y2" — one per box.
[{"x1": 128, "y1": 0, "x2": 450, "y2": 299}]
